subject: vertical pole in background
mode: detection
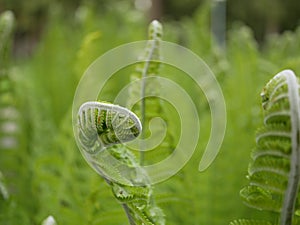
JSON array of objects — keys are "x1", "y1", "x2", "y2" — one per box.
[
  {"x1": 211, "y1": 0, "x2": 226, "y2": 50},
  {"x1": 134, "y1": 0, "x2": 162, "y2": 22},
  {"x1": 149, "y1": 0, "x2": 162, "y2": 21}
]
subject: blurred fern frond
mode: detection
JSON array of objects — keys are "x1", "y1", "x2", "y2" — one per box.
[
  {"x1": 0, "y1": 10, "x2": 36, "y2": 225},
  {"x1": 0, "y1": 10, "x2": 15, "y2": 204},
  {"x1": 127, "y1": 20, "x2": 177, "y2": 167}
]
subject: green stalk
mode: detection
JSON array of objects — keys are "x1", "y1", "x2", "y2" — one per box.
[
  {"x1": 280, "y1": 70, "x2": 300, "y2": 225},
  {"x1": 139, "y1": 44, "x2": 155, "y2": 165},
  {"x1": 122, "y1": 204, "x2": 136, "y2": 225},
  {"x1": 139, "y1": 20, "x2": 162, "y2": 166}
]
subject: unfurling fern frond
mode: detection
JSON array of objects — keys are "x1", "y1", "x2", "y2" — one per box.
[
  {"x1": 78, "y1": 101, "x2": 142, "y2": 155},
  {"x1": 127, "y1": 20, "x2": 163, "y2": 141},
  {"x1": 77, "y1": 101, "x2": 165, "y2": 225},
  {"x1": 127, "y1": 20, "x2": 175, "y2": 167},
  {"x1": 77, "y1": 101, "x2": 144, "y2": 185},
  {"x1": 238, "y1": 70, "x2": 300, "y2": 225},
  {"x1": 76, "y1": 20, "x2": 167, "y2": 225}
]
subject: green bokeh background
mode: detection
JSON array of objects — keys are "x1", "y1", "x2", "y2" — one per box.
[{"x1": 1, "y1": 1, "x2": 300, "y2": 224}]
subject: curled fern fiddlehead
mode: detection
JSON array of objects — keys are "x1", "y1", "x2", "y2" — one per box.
[
  {"x1": 76, "y1": 20, "x2": 166, "y2": 225},
  {"x1": 77, "y1": 101, "x2": 145, "y2": 186},
  {"x1": 240, "y1": 70, "x2": 300, "y2": 225},
  {"x1": 78, "y1": 101, "x2": 142, "y2": 154},
  {"x1": 77, "y1": 101, "x2": 165, "y2": 225}
]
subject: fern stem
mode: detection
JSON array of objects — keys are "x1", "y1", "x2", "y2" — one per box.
[
  {"x1": 122, "y1": 204, "x2": 136, "y2": 225},
  {"x1": 140, "y1": 47, "x2": 155, "y2": 166},
  {"x1": 105, "y1": 178, "x2": 136, "y2": 224},
  {"x1": 139, "y1": 60, "x2": 148, "y2": 165},
  {"x1": 280, "y1": 70, "x2": 300, "y2": 225}
]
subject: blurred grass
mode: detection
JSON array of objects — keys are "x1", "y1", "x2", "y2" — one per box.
[{"x1": 1, "y1": 1, "x2": 300, "y2": 225}]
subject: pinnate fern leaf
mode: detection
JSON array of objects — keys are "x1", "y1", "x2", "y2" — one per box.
[
  {"x1": 240, "y1": 70, "x2": 300, "y2": 225},
  {"x1": 127, "y1": 20, "x2": 175, "y2": 168},
  {"x1": 127, "y1": 20, "x2": 163, "y2": 132}
]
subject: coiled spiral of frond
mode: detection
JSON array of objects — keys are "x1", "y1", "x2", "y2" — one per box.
[
  {"x1": 74, "y1": 20, "x2": 166, "y2": 225},
  {"x1": 77, "y1": 101, "x2": 142, "y2": 154}
]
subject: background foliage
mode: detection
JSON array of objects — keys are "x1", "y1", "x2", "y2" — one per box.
[{"x1": 1, "y1": 0, "x2": 300, "y2": 224}]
